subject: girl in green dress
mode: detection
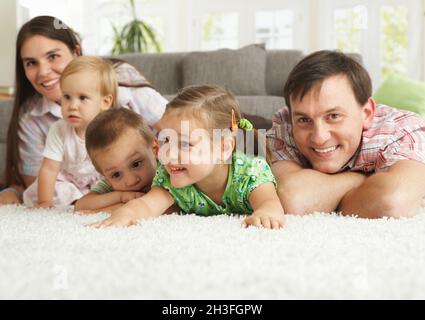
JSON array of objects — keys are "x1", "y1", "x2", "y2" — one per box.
[{"x1": 91, "y1": 85, "x2": 285, "y2": 229}]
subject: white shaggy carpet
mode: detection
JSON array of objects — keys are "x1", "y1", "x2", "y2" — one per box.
[{"x1": 1, "y1": 205, "x2": 425, "y2": 300}]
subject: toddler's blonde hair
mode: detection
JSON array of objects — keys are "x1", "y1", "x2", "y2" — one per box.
[{"x1": 60, "y1": 56, "x2": 118, "y2": 107}]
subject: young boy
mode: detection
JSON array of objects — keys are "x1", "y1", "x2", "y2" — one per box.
[{"x1": 74, "y1": 108, "x2": 158, "y2": 212}]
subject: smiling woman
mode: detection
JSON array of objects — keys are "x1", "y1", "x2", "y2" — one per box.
[
  {"x1": 0, "y1": 15, "x2": 168, "y2": 206},
  {"x1": 20, "y1": 35, "x2": 78, "y2": 103},
  {"x1": 22, "y1": 56, "x2": 116, "y2": 208},
  {"x1": 6, "y1": 16, "x2": 83, "y2": 192}
]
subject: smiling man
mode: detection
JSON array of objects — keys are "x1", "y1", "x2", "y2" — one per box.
[{"x1": 268, "y1": 50, "x2": 425, "y2": 218}]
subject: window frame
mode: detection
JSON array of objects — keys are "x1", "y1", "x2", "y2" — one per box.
[
  {"x1": 18, "y1": 0, "x2": 425, "y2": 85},
  {"x1": 318, "y1": 0, "x2": 423, "y2": 87},
  {"x1": 190, "y1": 0, "x2": 309, "y2": 50}
]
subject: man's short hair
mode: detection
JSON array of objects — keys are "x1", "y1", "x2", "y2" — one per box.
[{"x1": 283, "y1": 50, "x2": 372, "y2": 109}]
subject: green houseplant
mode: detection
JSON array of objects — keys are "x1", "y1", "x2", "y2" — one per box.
[{"x1": 111, "y1": 0, "x2": 161, "y2": 54}]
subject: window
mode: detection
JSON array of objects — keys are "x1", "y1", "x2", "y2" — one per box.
[
  {"x1": 202, "y1": 12, "x2": 239, "y2": 50},
  {"x1": 18, "y1": 0, "x2": 165, "y2": 55},
  {"x1": 255, "y1": 10, "x2": 294, "y2": 49},
  {"x1": 333, "y1": 5, "x2": 367, "y2": 53},
  {"x1": 380, "y1": 5, "x2": 408, "y2": 79},
  {"x1": 15, "y1": 0, "x2": 424, "y2": 83},
  {"x1": 332, "y1": 2, "x2": 411, "y2": 82},
  {"x1": 99, "y1": 1, "x2": 165, "y2": 54},
  {"x1": 324, "y1": 0, "x2": 422, "y2": 86},
  {"x1": 139, "y1": 15, "x2": 165, "y2": 52}
]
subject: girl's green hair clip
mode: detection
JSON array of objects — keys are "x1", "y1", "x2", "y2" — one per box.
[{"x1": 239, "y1": 118, "x2": 254, "y2": 131}]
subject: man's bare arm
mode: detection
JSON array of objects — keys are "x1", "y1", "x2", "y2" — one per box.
[
  {"x1": 272, "y1": 160, "x2": 366, "y2": 215},
  {"x1": 339, "y1": 160, "x2": 425, "y2": 218}
]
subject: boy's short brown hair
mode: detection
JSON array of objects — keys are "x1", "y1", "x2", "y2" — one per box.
[{"x1": 86, "y1": 108, "x2": 154, "y2": 172}]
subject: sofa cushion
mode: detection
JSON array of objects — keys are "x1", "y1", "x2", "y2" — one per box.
[
  {"x1": 236, "y1": 95, "x2": 285, "y2": 124},
  {"x1": 0, "y1": 99, "x2": 13, "y2": 143},
  {"x1": 182, "y1": 44, "x2": 267, "y2": 96},
  {"x1": 0, "y1": 99, "x2": 14, "y2": 185},
  {"x1": 164, "y1": 94, "x2": 283, "y2": 129},
  {"x1": 265, "y1": 50, "x2": 303, "y2": 96},
  {"x1": 0, "y1": 143, "x2": 6, "y2": 185},
  {"x1": 117, "y1": 52, "x2": 186, "y2": 95},
  {"x1": 373, "y1": 73, "x2": 425, "y2": 117}
]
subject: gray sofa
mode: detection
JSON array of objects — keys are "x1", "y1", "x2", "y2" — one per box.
[
  {"x1": 0, "y1": 44, "x2": 305, "y2": 183},
  {"x1": 0, "y1": 99, "x2": 13, "y2": 184},
  {"x1": 117, "y1": 44, "x2": 302, "y2": 125}
]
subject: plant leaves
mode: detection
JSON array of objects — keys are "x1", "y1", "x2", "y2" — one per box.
[{"x1": 110, "y1": 0, "x2": 162, "y2": 55}]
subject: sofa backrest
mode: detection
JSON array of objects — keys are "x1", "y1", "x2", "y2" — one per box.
[
  {"x1": 117, "y1": 52, "x2": 186, "y2": 95},
  {"x1": 266, "y1": 50, "x2": 304, "y2": 96},
  {"x1": 0, "y1": 49, "x2": 362, "y2": 185},
  {"x1": 118, "y1": 47, "x2": 304, "y2": 97},
  {"x1": 0, "y1": 99, "x2": 13, "y2": 184}
]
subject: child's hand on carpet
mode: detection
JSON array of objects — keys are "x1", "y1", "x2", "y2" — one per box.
[
  {"x1": 74, "y1": 209, "x2": 96, "y2": 215},
  {"x1": 88, "y1": 208, "x2": 140, "y2": 228},
  {"x1": 88, "y1": 188, "x2": 174, "y2": 228},
  {"x1": 75, "y1": 203, "x2": 123, "y2": 215},
  {"x1": 120, "y1": 191, "x2": 144, "y2": 203},
  {"x1": 0, "y1": 190, "x2": 21, "y2": 205},
  {"x1": 243, "y1": 183, "x2": 285, "y2": 229},
  {"x1": 243, "y1": 212, "x2": 285, "y2": 229},
  {"x1": 34, "y1": 201, "x2": 53, "y2": 209}
]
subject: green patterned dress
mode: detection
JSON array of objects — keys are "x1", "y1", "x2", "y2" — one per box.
[{"x1": 152, "y1": 151, "x2": 276, "y2": 216}]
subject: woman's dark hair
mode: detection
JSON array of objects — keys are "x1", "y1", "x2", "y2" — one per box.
[
  {"x1": 283, "y1": 50, "x2": 372, "y2": 110},
  {"x1": 5, "y1": 16, "x2": 81, "y2": 186}
]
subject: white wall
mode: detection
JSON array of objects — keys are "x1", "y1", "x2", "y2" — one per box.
[
  {"x1": 3, "y1": 0, "x2": 425, "y2": 85},
  {"x1": 423, "y1": 0, "x2": 425, "y2": 80},
  {"x1": 0, "y1": 0, "x2": 17, "y2": 87},
  {"x1": 188, "y1": 0, "x2": 311, "y2": 51}
]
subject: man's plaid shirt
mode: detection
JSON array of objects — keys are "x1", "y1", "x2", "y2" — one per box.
[{"x1": 267, "y1": 104, "x2": 425, "y2": 173}]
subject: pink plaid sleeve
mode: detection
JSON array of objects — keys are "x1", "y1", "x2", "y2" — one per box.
[
  {"x1": 376, "y1": 127, "x2": 425, "y2": 172},
  {"x1": 124, "y1": 87, "x2": 167, "y2": 125},
  {"x1": 18, "y1": 114, "x2": 50, "y2": 177},
  {"x1": 115, "y1": 62, "x2": 167, "y2": 126}
]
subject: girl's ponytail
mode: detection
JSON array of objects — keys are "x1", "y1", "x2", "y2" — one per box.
[{"x1": 231, "y1": 110, "x2": 272, "y2": 164}]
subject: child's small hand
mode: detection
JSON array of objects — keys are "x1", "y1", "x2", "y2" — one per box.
[
  {"x1": 0, "y1": 190, "x2": 21, "y2": 205},
  {"x1": 34, "y1": 201, "x2": 53, "y2": 209},
  {"x1": 120, "y1": 191, "x2": 144, "y2": 203},
  {"x1": 243, "y1": 212, "x2": 284, "y2": 229},
  {"x1": 74, "y1": 209, "x2": 96, "y2": 215},
  {"x1": 88, "y1": 208, "x2": 139, "y2": 228}
]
